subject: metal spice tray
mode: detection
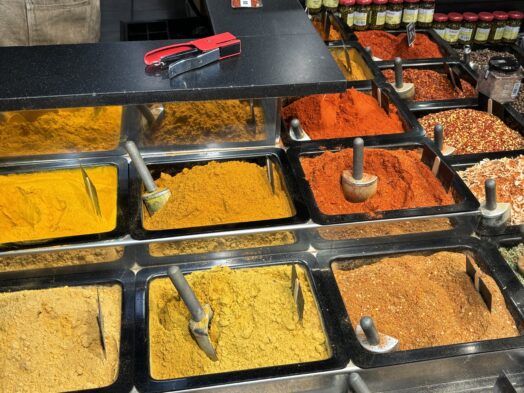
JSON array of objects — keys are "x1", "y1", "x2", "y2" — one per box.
[
  {"x1": 376, "y1": 60, "x2": 479, "y2": 111},
  {"x1": 286, "y1": 136, "x2": 479, "y2": 227},
  {"x1": 354, "y1": 28, "x2": 457, "y2": 67},
  {"x1": 451, "y1": 42, "x2": 524, "y2": 76},
  {"x1": 0, "y1": 269, "x2": 135, "y2": 393},
  {"x1": 314, "y1": 236, "x2": 524, "y2": 369},
  {"x1": 414, "y1": 93, "x2": 524, "y2": 165},
  {"x1": 135, "y1": 98, "x2": 278, "y2": 154},
  {"x1": 280, "y1": 81, "x2": 423, "y2": 148},
  {"x1": 128, "y1": 148, "x2": 309, "y2": 240},
  {"x1": 0, "y1": 156, "x2": 130, "y2": 252},
  {"x1": 134, "y1": 253, "x2": 348, "y2": 392},
  {"x1": 0, "y1": 106, "x2": 140, "y2": 166}
]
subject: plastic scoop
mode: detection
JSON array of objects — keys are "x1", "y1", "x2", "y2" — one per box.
[
  {"x1": 80, "y1": 165, "x2": 102, "y2": 217},
  {"x1": 348, "y1": 373, "x2": 372, "y2": 393},
  {"x1": 433, "y1": 124, "x2": 455, "y2": 156},
  {"x1": 168, "y1": 266, "x2": 218, "y2": 361},
  {"x1": 289, "y1": 118, "x2": 311, "y2": 141},
  {"x1": 266, "y1": 156, "x2": 275, "y2": 194},
  {"x1": 125, "y1": 141, "x2": 171, "y2": 216},
  {"x1": 355, "y1": 316, "x2": 399, "y2": 354},
  {"x1": 138, "y1": 104, "x2": 165, "y2": 132},
  {"x1": 390, "y1": 57, "x2": 415, "y2": 100},
  {"x1": 96, "y1": 288, "x2": 107, "y2": 359},
  {"x1": 480, "y1": 178, "x2": 511, "y2": 229},
  {"x1": 246, "y1": 99, "x2": 257, "y2": 136},
  {"x1": 341, "y1": 138, "x2": 378, "y2": 203}
]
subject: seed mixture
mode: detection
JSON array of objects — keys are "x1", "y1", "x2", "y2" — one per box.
[
  {"x1": 382, "y1": 68, "x2": 477, "y2": 101},
  {"x1": 419, "y1": 109, "x2": 524, "y2": 154},
  {"x1": 458, "y1": 156, "x2": 524, "y2": 225},
  {"x1": 499, "y1": 244, "x2": 524, "y2": 285},
  {"x1": 333, "y1": 251, "x2": 519, "y2": 351},
  {"x1": 456, "y1": 48, "x2": 518, "y2": 72},
  {"x1": 510, "y1": 90, "x2": 524, "y2": 113},
  {"x1": 148, "y1": 265, "x2": 328, "y2": 379}
]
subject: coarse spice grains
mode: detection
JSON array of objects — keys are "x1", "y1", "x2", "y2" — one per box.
[
  {"x1": 499, "y1": 244, "x2": 524, "y2": 285},
  {"x1": 148, "y1": 265, "x2": 329, "y2": 379},
  {"x1": 458, "y1": 156, "x2": 524, "y2": 225},
  {"x1": 281, "y1": 89, "x2": 405, "y2": 140},
  {"x1": 419, "y1": 109, "x2": 524, "y2": 154},
  {"x1": 0, "y1": 284, "x2": 122, "y2": 393},
  {"x1": 333, "y1": 251, "x2": 519, "y2": 351},
  {"x1": 301, "y1": 148, "x2": 455, "y2": 216},
  {"x1": 382, "y1": 68, "x2": 477, "y2": 101},
  {"x1": 456, "y1": 48, "x2": 518, "y2": 71}
]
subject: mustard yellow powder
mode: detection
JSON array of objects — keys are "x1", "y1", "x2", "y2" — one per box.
[
  {"x1": 329, "y1": 48, "x2": 371, "y2": 81},
  {"x1": 149, "y1": 232, "x2": 296, "y2": 257},
  {"x1": 148, "y1": 265, "x2": 329, "y2": 380},
  {"x1": 0, "y1": 284, "x2": 122, "y2": 393},
  {"x1": 0, "y1": 166, "x2": 118, "y2": 244},
  {"x1": 144, "y1": 101, "x2": 265, "y2": 146},
  {"x1": 0, "y1": 107, "x2": 122, "y2": 157},
  {"x1": 143, "y1": 161, "x2": 294, "y2": 230}
]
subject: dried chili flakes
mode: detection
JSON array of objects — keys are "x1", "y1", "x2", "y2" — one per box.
[{"x1": 419, "y1": 109, "x2": 524, "y2": 154}]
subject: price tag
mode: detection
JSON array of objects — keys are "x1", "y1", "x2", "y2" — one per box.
[{"x1": 406, "y1": 22, "x2": 416, "y2": 47}]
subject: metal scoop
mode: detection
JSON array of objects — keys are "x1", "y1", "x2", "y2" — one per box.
[
  {"x1": 266, "y1": 156, "x2": 275, "y2": 194},
  {"x1": 138, "y1": 104, "x2": 165, "y2": 132},
  {"x1": 168, "y1": 266, "x2": 218, "y2": 361},
  {"x1": 433, "y1": 124, "x2": 455, "y2": 156},
  {"x1": 125, "y1": 141, "x2": 171, "y2": 216},
  {"x1": 289, "y1": 118, "x2": 311, "y2": 141},
  {"x1": 96, "y1": 288, "x2": 107, "y2": 359},
  {"x1": 80, "y1": 165, "x2": 102, "y2": 217},
  {"x1": 341, "y1": 138, "x2": 378, "y2": 203},
  {"x1": 348, "y1": 373, "x2": 372, "y2": 393},
  {"x1": 246, "y1": 99, "x2": 257, "y2": 136},
  {"x1": 480, "y1": 178, "x2": 511, "y2": 229},
  {"x1": 390, "y1": 57, "x2": 415, "y2": 100},
  {"x1": 356, "y1": 316, "x2": 398, "y2": 354}
]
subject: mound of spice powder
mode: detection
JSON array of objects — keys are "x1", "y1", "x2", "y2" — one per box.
[
  {"x1": 458, "y1": 156, "x2": 524, "y2": 225},
  {"x1": 281, "y1": 89, "x2": 404, "y2": 140},
  {"x1": 355, "y1": 31, "x2": 443, "y2": 60},
  {"x1": 148, "y1": 265, "x2": 328, "y2": 379},
  {"x1": 499, "y1": 244, "x2": 524, "y2": 285},
  {"x1": 419, "y1": 109, "x2": 524, "y2": 154},
  {"x1": 382, "y1": 68, "x2": 477, "y2": 101},
  {"x1": 301, "y1": 148, "x2": 454, "y2": 216},
  {"x1": 333, "y1": 251, "x2": 519, "y2": 351}
]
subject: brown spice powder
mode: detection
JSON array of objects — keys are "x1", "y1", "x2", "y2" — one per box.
[{"x1": 333, "y1": 251, "x2": 520, "y2": 351}]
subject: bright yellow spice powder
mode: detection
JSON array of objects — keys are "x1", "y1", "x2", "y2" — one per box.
[
  {"x1": 143, "y1": 161, "x2": 294, "y2": 230},
  {"x1": 0, "y1": 284, "x2": 122, "y2": 393},
  {"x1": 0, "y1": 106, "x2": 122, "y2": 157},
  {"x1": 329, "y1": 48, "x2": 371, "y2": 81},
  {"x1": 149, "y1": 265, "x2": 329, "y2": 380},
  {"x1": 0, "y1": 166, "x2": 118, "y2": 244}
]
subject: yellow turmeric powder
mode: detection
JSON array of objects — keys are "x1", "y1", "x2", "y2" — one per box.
[
  {"x1": 329, "y1": 48, "x2": 372, "y2": 81},
  {"x1": 0, "y1": 284, "x2": 122, "y2": 393},
  {"x1": 143, "y1": 161, "x2": 294, "y2": 230},
  {"x1": 144, "y1": 101, "x2": 265, "y2": 146},
  {"x1": 0, "y1": 106, "x2": 122, "y2": 157},
  {"x1": 0, "y1": 166, "x2": 118, "y2": 244},
  {"x1": 148, "y1": 265, "x2": 329, "y2": 380}
]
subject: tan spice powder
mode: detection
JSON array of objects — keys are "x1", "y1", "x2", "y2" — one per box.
[
  {"x1": 333, "y1": 251, "x2": 520, "y2": 351},
  {"x1": 148, "y1": 265, "x2": 329, "y2": 380},
  {"x1": 0, "y1": 284, "x2": 122, "y2": 393}
]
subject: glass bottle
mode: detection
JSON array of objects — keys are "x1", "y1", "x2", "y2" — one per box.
[
  {"x1": 323, "y1": 0, "x2": 340, "y2": 12},
  {"x1": 458, "y1": 12, "x2": 477, "y2": 44},
  {"x1": 503, "y1": 11, "x2": 524, "y2": 43},
  {"x1": 417, "y1": 0, "x2": 435, "y2": 28},
  {"x1": 385, "y1": 0, "x2": 404, "y2": 29},
  {"x1": 446, "y1": 12, "x2": 463, "y2": 43},
  {"x1": 401, "y1": 0, "x2": 419, "y2": 27},
  {"x1": 489, "y1": 11, "x2": 508, "y2": 43},
  {"x1": 306, "y1": 0, "x2": 323, "y2": 14},
  {"x1": 474, "y1": 12, "x2": 493, "y2": 44},
  {"x1": 339, "y1": 0, "x2": 356, "y2": 28},
  {"x1": 432, "y1": 13, "x2": 448, "y2": 39},
  {"x1": 370, "y1": 0, "x2": 387, "y2": 29},
  {"x1": 354, "y1": 0, "x2": 372, "y2": 31}
]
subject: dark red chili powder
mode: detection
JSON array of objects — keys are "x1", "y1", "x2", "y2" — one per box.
[
  {"x1": 300, "y1": 148, "x2": 455, "y2": 216},
  {"x1": 355, "y1": 30, "x2": 443, "y2": 60}
]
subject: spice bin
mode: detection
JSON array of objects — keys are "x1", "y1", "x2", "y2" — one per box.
[
  {"x1": 316, "y1": 237, "x2": 524, "y2": 369},
  {"x1": 492, "y1": 235, "x2": 524, "y2": 293},
  {"x1": 0, "y1": 269, "x2": 135, "y2": 392},
  {"x1": 454, "y1": 43, "x2": 524, "y2": 75},
  {"x1": 327, "y1": 41, "x2": 383, "y2": 85},
  {"x1": 134, "y1": 254, "x2": 347, "y2": 392}
]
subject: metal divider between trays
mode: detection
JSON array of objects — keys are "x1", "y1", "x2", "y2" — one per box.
[
  {"x1": 314, "y1": 236, "x2": 524, "y2": 369},
  {"x1": 134, "y1": 253, "x2": 348, "y2": 393}
]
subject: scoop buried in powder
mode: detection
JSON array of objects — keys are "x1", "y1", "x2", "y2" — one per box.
[
  {"x1": 341, "y1": 138, "x2": 378, "y2": 203},
  {"x1": 355, "y1": 316, "x2": 399, "y2": 354},
  {"x1": 289, "y1": 118, "x2": 311, "y2": 141},
  {"x1": 479, "y1": 178, "x2": 511, "y2": 233},
  {"x1": 433, "y1": 124, "x2": 455, "y2": 156},
  {"x1": 390, "y1": 57, "x2": 415, "y2": 100}
]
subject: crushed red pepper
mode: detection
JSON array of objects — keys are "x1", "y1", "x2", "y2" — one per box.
[
  {"x1": 419, "y1": 109, "x2": 524, "y2": 155},
  {"x1": 382, "y1": 68, "x2": 477, "y2": 101},
  {"x1": 355, "y1": 31, "x2": 443, "y2": 60}
]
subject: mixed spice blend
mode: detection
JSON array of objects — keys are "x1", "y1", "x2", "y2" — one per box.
[
  {"x1": 0, "y1": 106, "x2": 122, "y2": 157},
  {"x1": 419, "y1": 109, "x2": 524, "y2": 154},
  {"x1": 333, "y1": 252, "x2": 519, "y2": 350},
  {"x1": 143, "y1": 161, "x2": 293, "y2": 230},
  {"x1": 0, "y1": 284, "x2": 122, "y2": 392},
  {"x1": 329, "y1": 48, "x2": 371, "y2": 81},
  {"x1": 355, "y1": 31, "x2": 443, "y2": 60},
  {"x1": 382, "y1": 68, "x2": 477, "y2": 101},
  {"x1": 148, "y1": 265, "x2": 329, "y2": 379},
  {"x1": 458, "y1": 156, "x2": 524, "y2": 225},
  {"x1": 301, "y1": 148, "x2": 454, "y2": 216},
  {"x1": 281, "y1": 89, "x2": 404, "y2": 140},
  {"x1": 0, "y1": 166, "x2": 118, "y2": 244},
  {"x1": 144, "y1": 101, "x2": 265, "y2": 146},
  {"x1": 499, "y1": 244, "x2": 524, "y2": 285}
]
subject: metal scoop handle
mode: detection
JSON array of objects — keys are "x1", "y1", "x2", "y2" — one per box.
[
  {"x1": 360, "y1": 316, "x2": 380, "y2": 346},
  {"x1": 349, "y1": 373, "x2": 372, "y2": 393},
  {"x1": 485, "y1": 179, "x2": 497, "y2": 211},
  {"x1": 168, "y1": 266, "x2": 205, "y2": 322},
  {"x1": 125, "y1": 141, "x2": 157, "y2": 193},
  {"x1": 394, "y1": 57, "x2": 404, "y2": 89},
  {"x1": 434, "y1": 124, "x2": 444, "y2": 152},
  {"x1": 353, "y1": 138, "x2": 364, "y2": 181}
]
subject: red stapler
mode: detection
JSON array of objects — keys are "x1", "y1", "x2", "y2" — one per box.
[{"x1": 144, "y1": 32, "x2": 241, "y2": 78}]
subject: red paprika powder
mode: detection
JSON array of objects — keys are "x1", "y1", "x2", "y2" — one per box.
[
  {"x1": 301, "y1": 148, "x2": 455, "y2": 216},
  {"x1": 281, "y1": 88, "x2": 404, "y2": 140}
]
